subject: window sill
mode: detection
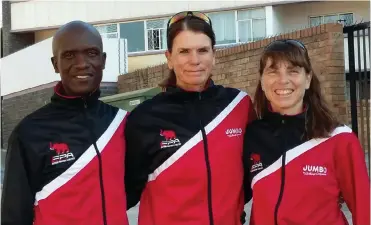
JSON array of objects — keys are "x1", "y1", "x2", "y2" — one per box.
[{"x1": 128, "y1": 49, "x2": 166, "y2": 57}]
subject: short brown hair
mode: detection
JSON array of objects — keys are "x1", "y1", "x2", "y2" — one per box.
[{"x1": 254, "y1": 40, "x2": 340, "y2": 139}]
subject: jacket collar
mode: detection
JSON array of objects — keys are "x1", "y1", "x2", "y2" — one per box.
[
  {"x1": 164, "y1": 79, "x2": 217, "y2": 101},
  {"x1": 50, "y1": 81, "x2": 101, "y2": 109},
  {"x1": 260, "y1": 104, "x2": 310, "y2": 154},
  {"x1": 264, "y1": 103, "x2": 309, "y2": 128}
]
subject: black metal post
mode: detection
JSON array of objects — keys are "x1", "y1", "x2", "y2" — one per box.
[
  {"x1": 356, "y1": 30, "x2": 364, "y2": 145},
  {"x1": 347, "y1": 30, "x2": 358, "y2": 135}
]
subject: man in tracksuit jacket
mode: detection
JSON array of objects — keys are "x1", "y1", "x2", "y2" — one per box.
[{"x1": 1, "y1": 21, "x2": 129, "y2": 225}]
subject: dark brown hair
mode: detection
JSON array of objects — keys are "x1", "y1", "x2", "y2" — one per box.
[
  {"x1": 254, "y1": 40, "x2": 340, "y2": 139},
  {"x1": 159, "y1": 16, "x2": 216, "y2": 89}
]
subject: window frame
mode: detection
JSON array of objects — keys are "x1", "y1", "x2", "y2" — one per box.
[
  {"x1": 95, "y1": 23, "x2": 119, "y2": 39},
  {"x1": 118, "y1": 20, "x2": 147, "y2": 53},
  {"x1": 206, "y1": 10, "x2": 238, "y2": 45},
  {"x1": 145, "y1": 18, "x2": 169, "y2": 51},
  {"x1": 236, "y1": 8, "x2": 266, "y2": 43},
  {"x1": 309, "y1": 12, "x2": 354, "y2": 27}
]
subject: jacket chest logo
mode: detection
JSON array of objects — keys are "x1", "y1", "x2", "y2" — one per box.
[
  {"x1": 303, "y1": 165, "x2": 327, "y2": 176},
  {"x1": 225, "y1": 128, "x2": 243, "y2": 137},
  {"x1": 50, "y1": 142, "x2": 76, "y2": 165},
  {"x1": 160, "y1": 129, "x2": 181, "y2": 149},
  {"x1": 250, "y1": 153, "x2": 264, "y2": 173}
]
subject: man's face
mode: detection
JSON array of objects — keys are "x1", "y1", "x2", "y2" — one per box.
[{"x1": 51, "y1": 29, "x2": 106, "y2": 96}]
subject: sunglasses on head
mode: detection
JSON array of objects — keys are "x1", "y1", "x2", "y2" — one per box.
[
  {"x1": 167, "y1": 11, "x2": 212, "y2": 30},
  {"x1": 265, "y1": 39, "x2": 307, "y2": 51}
]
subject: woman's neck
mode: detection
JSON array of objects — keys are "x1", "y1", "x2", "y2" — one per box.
[
  {"x1": 270, "y1": 102, "x2": 305, "y2": 116},
  {"x1": 176, "y1": 82, "x2": 207, "y2": 92}
]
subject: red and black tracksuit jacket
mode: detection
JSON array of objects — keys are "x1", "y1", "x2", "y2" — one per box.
[
  {"x1": 243, "y1": 107, "x2": 370, "y2": 225},
  {"x1": 125, "y1": 82, "x2": 256, "y2": 225},
  {"x1": 1, "y1": 82, "x2": 129, "y2": 225}
]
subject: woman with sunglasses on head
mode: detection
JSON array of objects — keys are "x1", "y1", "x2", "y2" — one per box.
[
  {"x1": 124, "y1": 11, "x2": 256, "y2": 225},
  {"x1": 243, "y1": 39, "x2": 370, "y2": 225}
]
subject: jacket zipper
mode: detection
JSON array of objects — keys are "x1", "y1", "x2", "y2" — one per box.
[
  {"x1": 83, "y1": 99, "x2": 108, "y2": 225},
  {"x1": 274, "y1": 119, "x2": 287, "y2": 225},
  {"x1": 198, "y1": 93, "x2": 214, "y2": 225}
]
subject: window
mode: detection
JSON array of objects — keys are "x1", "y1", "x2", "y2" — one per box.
[
  {"x1": 114, "y1": 7, "x2": 267, "y2": 53},
  {"x1": 120, "y1": 21, "x2": 145, "y2": 52},
  {"x1": 146, "y1": 19, "x2": 168, "y2": 51},
  {"x1": 237, "y1": 8, "x2": 266, "y2": 42},
  {"x1": 339, "y1": 13, "x2": 354, "y2": 26},
  {"x1": 310, "y1": 13, "x2": 353, "y2": 27},
  {"x1": 207, "y1": 8, "x2": 266, "y2": 45},
  {"x1": 95, "y1": 24, "x2": 118, "y2": 39},
  {"x1": 208, "y1": 11, "x2": 236, "y2": 45}
]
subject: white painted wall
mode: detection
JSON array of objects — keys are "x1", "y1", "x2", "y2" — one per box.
[
  {"x1": 265, "y1": 6, "x2": 274, "y2": 36},
  {"x1": 0, "y1": 37, "x2": 128, "y2": 96},
  {"x1": 272, "y1": 1, "x2": 370, "y2": 34},
  {"x1": 271, "y1": 5, "x2": 284, "y2": 35},
  {"x1": 10, "y1": 0, "x2": 308, "y2": 32},
  {"x1": 1, "y1": 38, "x2": 55, "y2": 96}
]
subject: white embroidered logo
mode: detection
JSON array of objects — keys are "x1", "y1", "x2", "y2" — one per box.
[
  {"x1": 250, "y1": 153, "x2": 263, "y2": 173},
  {"x1": 160, "y1": 129, "x2": 182, "y2": 149},
  {"x1": 303, "y1": 165, "x2": 327, "y2": 176},
  {"x1": 50, "y1": 142, "x2": 75, "y2": 165},
  {"x1": 225, "y1": 128, "x2": 243, "y2": 137}
]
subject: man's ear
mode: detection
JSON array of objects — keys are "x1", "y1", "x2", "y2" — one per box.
[
  {"x1": 51, "y1": 57, "x2": 59, "y2": 73},
  {"x1": 102, "y1": 52, "x2": 107, "y2": 70},
  {"x1": 165, "y1": 50, "x2": 173, "y2": 70}
]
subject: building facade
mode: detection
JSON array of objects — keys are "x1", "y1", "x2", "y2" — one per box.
[{"x1": 4, "y1": 1, "x2": 369, "y2": 71}]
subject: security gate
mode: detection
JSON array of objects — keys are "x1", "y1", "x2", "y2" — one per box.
[{"x1": 343, "y1": 21, "x2": 370, "y2": 168}]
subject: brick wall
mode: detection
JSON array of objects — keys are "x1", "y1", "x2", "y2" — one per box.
[
  {"x1": 1, "y1": 82, "x2": 118, "y2": 148},
  {"x1": 118, "y1": 24, "x2": 371, "y2": 151},
  {"x1": 118, "y1": 23, "x2": 371, "y2": 151},
  {"x1": 119, "y1": 23, "x2": 347, "y2": 122},
  {"x1": 1, "y1": 86, "x2": 54, "y2": 149}
]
